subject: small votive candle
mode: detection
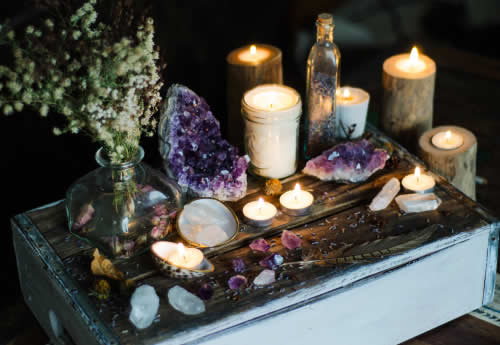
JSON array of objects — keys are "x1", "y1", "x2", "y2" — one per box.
[
  {"x1": 431, "y1": 130, "x2": 464, "y2": 150},
  {"x1": 402, "y1": 167, "x2": 435, "y2": 193},
  {"x1": 279, "y1": 183, "x2": 314, "y2": 216},
  {"x1": 242, "y1": 197, "x2": 277, "y2": 227},
  {"x1": 237, "y1": 44, "x2": 271, "y2": 64},
  {"x1": 166, "y1": 243, "x2": 204, "y2": 270},
  {"x1": 336, "y1": 86, "x2": 370, "y2": 138}
]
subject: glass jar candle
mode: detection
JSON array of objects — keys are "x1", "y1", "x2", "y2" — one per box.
[{"x1": 242, "y1": 84, "x2": 302, "y2": 179}]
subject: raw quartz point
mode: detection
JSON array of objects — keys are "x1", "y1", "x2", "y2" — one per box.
[
  {"x1": 129, "y1": 285, "x2": 160, "y2": 329},
  {"x1": 303, "y1": 139, "x2": 389, "y2": 183},
  {"x1": 395, "y1": 193, "x2": 442, "y2": 213},
  {"x1": 369, "y1": 177, "x2": 401, "y2": 211},
  {"x1": 168, "y1": 285, "x2": 206, "y2": 315},
  {"x1": 254, "y1": 269, "x2": 276, "y2": 286},
  {"x1": 158, "y1": 84, "x2": 249, "y2": 201}
]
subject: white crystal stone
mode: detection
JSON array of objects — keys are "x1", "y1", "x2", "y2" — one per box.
[
  {"x1": 196, "y1": 224, "x2": 230, "y2": 246},
  {"x1": 369, "y1": 177, "x2": 401, "y2": 211},
  {"x1": 178, "y1": 199, "x2": 237, "y2": 247},
  {"x1": 253, "y1": 269, "x2": 276, "y2": 286},
  {"x1": 395, "y1": 193, "x2": 442, "y2": 213},
  {"x1": 168, "y1": 285, "x2": 205, "y2": 315},
  {"x1": 129, "y1": 285, "x2": 160, "y2": 329}
]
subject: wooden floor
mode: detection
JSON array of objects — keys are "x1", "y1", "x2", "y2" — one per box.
[{"x1": 4, "y1": 34, "x2": 500, "y2": 345}]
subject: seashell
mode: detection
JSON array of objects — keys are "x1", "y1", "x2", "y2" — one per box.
[{"x1": 151, "y1": 241, "x2": 214, "y2": 279}]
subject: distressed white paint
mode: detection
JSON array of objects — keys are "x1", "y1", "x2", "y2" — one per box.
[{"x1": 157, "y1": 227, "x2": 491, "y2": 345}]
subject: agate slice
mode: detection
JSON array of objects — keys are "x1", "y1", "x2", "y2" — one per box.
[
  {"x1": 158, "y1": 84, "x2": 249, "y2": 201},
  {"x1": 303, "y1": 139, "x2": 389, "y2": 183}
]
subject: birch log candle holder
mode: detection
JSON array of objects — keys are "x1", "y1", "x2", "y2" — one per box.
[
  {"x1": 226, "y1": 44, "x2": 283, "y2": 149},
  {"x1": 382, "y1": 47, "x2": 436, "y2": 152},
  {"x1": 418, "y1": 126, "x2": 477, "y2": 200}
]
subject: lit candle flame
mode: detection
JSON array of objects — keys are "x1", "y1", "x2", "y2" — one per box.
[
  {"x1": 409, "y1": 47, "x2": 419, "y2": 65},
  {"x1": 250, "y1": 45, "x2": 257, "y2": 55},
  {"x1": 343, "y1": 88, "x2": 351, "y2": 98},
  {"x1": 445, "y1": 130, "x2": 451, "y2": 143},
  {"x1": 415, "y1": 166, "x2": 421, "y2": 184},
  {"x1": 257, "y1": 197, "x2": 264, "y2": 214},
  {"x1": 293, "y1": 183, "x2": 301, "y2": 201},
  {"x1": 177, "y1": 242, "x2": 186, "y2": 262}
]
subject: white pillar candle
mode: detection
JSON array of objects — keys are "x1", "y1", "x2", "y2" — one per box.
[
  {"x1": 431, "y1": 130, "x2": 464, "y2": 150},
  {"x1": 336, "y1": 86, "x2": 370, "y2": 138},
  {"x1": 242, "y1": 84, "x2": 302, "y2": 179},
  {"x1": 401, "y1": 167, "x2": 435, "y2": 193},
  {"x1": 279, "y1": 183, "x2": 314, "y2": 216},
  {"x1": 165, "y1": 243, "x2": 204, "y2": 269},
  {"x1": 242, "y1": 197, "x2": 277, "y2": 227}
]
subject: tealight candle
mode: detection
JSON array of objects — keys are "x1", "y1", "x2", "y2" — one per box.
[
  {"x1": 382, "y1": 46, "x2": 436, "y2": 151},
  {"x1": 279, "y1": 183, "x2": 314, "y2": 216},
  {"x1": 335, "y1": 86, "x2": 370, "y2": 138},
  {"x1": 431, "y1": 130, "x2": 464, "y2": 150},
  {"x1": 242, "y1": 197, "x2": 277, "y2": 227},
  {"x1": 401, "y1": 167, "x2": 435, "y2": 193},
  {"x1": 166, "y1": 243, "x2": 204, "y2": 270},
  {"x1": 242, "y1": 84, "x2": 302, "y2": 179}
]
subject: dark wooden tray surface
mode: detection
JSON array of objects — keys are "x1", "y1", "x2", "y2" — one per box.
[{"x1": 21, "y1": 125, "x2": 497, "y2": 345}]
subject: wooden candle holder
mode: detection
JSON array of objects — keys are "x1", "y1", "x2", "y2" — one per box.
[
  {"x1": 418, "y1": 126, "x2": 477, "y2": 200},
  {"x1": 226, "y1": 44, "x2": 283, "y2": 149},
  {"x1": 382, "y1": 53, "x2": 436, "y2": 152}
]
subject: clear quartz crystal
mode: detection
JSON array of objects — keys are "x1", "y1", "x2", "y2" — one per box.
[
  {"x1": 168, "y1": 285, "x2": 205, "y2": 315},
  {"x1": 129, "y1": 285, "x2": 160, "y2": 329},
  {"x1": 395, "y1": 193, "x2": 442, "y2": 213},
  {"x1": 369, "y1": 178, "x2": 401, "y2": 211},
  {"x1": 304, "y1": 13, "x2": 341, "y2": 159}
]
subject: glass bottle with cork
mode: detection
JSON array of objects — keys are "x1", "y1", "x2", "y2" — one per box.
[{"x1": 304, "y1": 13, "x2": 341, "y2": 159}]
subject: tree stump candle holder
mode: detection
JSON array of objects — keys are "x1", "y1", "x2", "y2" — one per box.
[
  {"x1": 382, "y1": 49, "x2": 436, "y2": 152},
  {"x1": 226, "y1": 44, "x2": 283, "y2": 149},
  {"x1": 418, "y1": 126, "x2": 477, "y2": 200}
]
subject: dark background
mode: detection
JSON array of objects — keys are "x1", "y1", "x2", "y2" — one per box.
[{"x1": 2, "y1": 0, "x2": 500, "y2": 342}]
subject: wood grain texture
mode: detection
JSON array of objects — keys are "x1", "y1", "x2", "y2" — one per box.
[
  {"x1": 226, "y1": 44, "x2": 283, "y2": 149},
  {"x1": 418, "y1": 126, "x2": 477, "y2": 200}
]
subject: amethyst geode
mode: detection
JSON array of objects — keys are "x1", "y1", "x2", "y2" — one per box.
[
  {"x1": 159, "y1": 84, "x2": 249, "y2": 201},
  {"x1": 303, "y1": 140, "x2": 389, "y2": 183}
]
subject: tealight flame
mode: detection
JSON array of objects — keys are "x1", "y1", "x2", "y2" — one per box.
[
  {"x1": 445, "y1": 130, "x2": 452, "y2": 142},
  {"x1": 250, "y1": 45, "x2": 257, "y2": 55},
  {"x1": 415, "y1": 166, "x2": 421, "y2": 183},
  {"x1": 293, "y1": 183, "x2": 301, "y2": 201},
  {"x1": 343, "y1": 88, "x2": 351, "y2": 99},
  {"x1": 409, "y1": 47, "x2": 419, "y2": 65},
  {"x1": 257, "y1": 197, "x2": 264, "y2": 213},
  {"x1": 177, "y1": 242, "x2": 186, "y2": 261}
]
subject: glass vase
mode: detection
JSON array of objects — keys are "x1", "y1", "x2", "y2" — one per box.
[{"x1": 65, "y1": 146, "x2": 183, "y2": 259}]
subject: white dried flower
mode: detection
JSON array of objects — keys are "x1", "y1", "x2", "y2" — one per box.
[
  {"x1": 45, "y1": 19, "x2": 54, "y2": 29},
  {"x1": 40, "y1": 104, "x2": 49, "y2": 117},
  {"x1": 3, "y1": 104, "x2": 14, "y2": 115},
  {"x1": 34, "y1": 30, "x2": 42, "y2": 37},
  {"x1": 53, "y1": 127, "x2": 62, "y2": 135},
  {"x1": 14, "y1": 102, "x2": 24, "y2": 112},
  {"x1": 72, "y1": 31, "x2": 81, "y2": 40},
  {"x1": 7, "y1": 30, "x2": 15, "y2": 40},
  {"x1": 25, "y1": 26, "x2": 34, "y2": 34}
]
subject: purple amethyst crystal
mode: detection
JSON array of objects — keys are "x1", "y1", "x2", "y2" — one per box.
[
  {"x1": 303, "y1": 139, "x2": 389, "y2": 183},
  {"x1": 259, "y1": 254, "x2": 284, "y2": 270},
  {"x1": 197, "y1": 283, "x2": 214, "y2": 300},
  {"x1": 159, "y1": 84, "x2": 249, "y2": 201},
  {"x1": 281, "y1": 230, "x2": 302, "y2": 250},
  {"x1": 249, "y1": 238, "x2": 270, "y2": 253},
  {"x1": 232, "y1": 258, "x2": 246, "y2": 273},
  {"x1": 228, "y1": 275, "x2": 247, "y2": 290}
]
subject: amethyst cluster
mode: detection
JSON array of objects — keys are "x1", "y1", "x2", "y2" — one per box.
[
  {"x1": 159, "y1": 84, "x2": 249, "y2": 201},
  {"x1": 303, "y1": 139, "x2": 389, "y2": 183}
]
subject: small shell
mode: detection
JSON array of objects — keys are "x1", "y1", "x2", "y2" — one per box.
[{"x1": 151, "y1": 241, "x2": 214, "y2": 279}]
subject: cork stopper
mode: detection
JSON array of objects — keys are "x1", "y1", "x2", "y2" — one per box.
[{"x1": 317, "y1": 13, "x2": 333, "y2": 25}]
